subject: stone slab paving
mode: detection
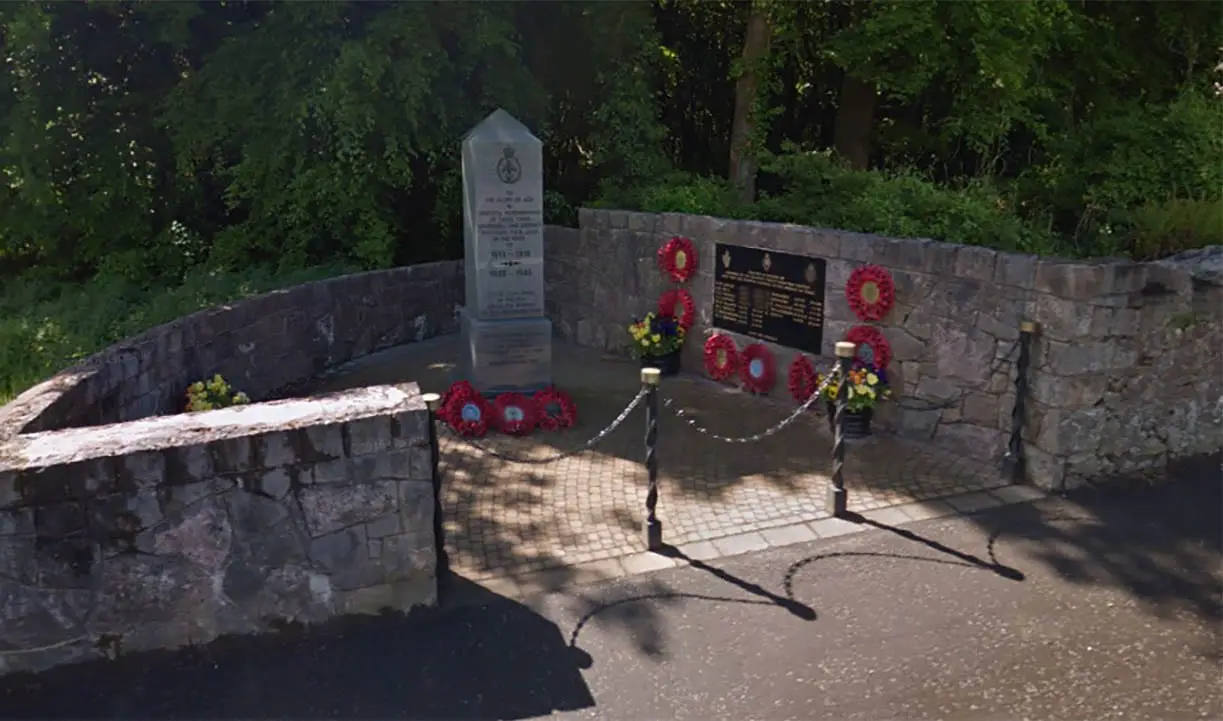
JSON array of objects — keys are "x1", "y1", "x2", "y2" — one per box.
[{"x1": 315, "y1": 335, "x2": 1015, "y2": 584}]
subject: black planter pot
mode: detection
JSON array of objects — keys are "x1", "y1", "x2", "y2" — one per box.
[
  {"x1": 641, "y1": 351, "x2": 681, "y2": 377},
  {"x1": 825, "y1": 403, "x2": 873, "y2": 439}
]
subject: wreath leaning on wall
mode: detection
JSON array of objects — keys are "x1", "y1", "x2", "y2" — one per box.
[
  {"x1": 702, "y1": 333, "x2": 740, "y2": 381},
  {"x1": 739, "y1": 343, "x2": 777, "y2": 394},
  {"x1": 533, "y1": 387, "x2": 578, "y2": 432},
  {"x1": 846, "y1": 265, "x2": 896, "y2": 322},
  {"x1": 657, "y1": 236, "x2": 698, "y2": 284},
  {"x1": 845, "y1": 325, "x2": 893, "y2": 370},
  {"x1": 658, "y1": 287, "x2": 697, "y2": 331},
  {"x1": 787, "y1": 354, "x2": 819, "y2": 404}
]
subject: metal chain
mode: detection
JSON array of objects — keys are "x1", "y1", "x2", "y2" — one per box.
[
  {"x1": 891, "y1": 337, "x2": 1021, "y2": 412},
  {"x1": 661, "y1": 370, "x2": 836, "y2": 444},
  {"x1": 441, "y1": 389, "x2": 647, "y2": 464}
]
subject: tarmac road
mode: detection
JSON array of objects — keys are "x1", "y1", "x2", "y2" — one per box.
[{"x1": 1, "y1": 460, "x2": 1219, "y2": 720}]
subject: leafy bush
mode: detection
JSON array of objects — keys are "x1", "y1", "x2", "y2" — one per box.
[
  {"x1": 1122, "y1": 198, "x2": 1223, "y2": 261},
  {"x1": 0, "y1": 264, "x2": 353, "y2": 405},
  {"x1": 604, "y1": 152, "x2": 1060, "y2": 254}
]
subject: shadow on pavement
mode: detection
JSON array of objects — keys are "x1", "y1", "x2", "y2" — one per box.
[
  {"x1": 0, "y1": 578, "x2": 595, "y2": 720},
  {"x1": 975, "y1": 454, "x2": 1223, "y2": 630},
  {"x1": 839, "y1": 511, "x2": 1026, "y2": 581}
]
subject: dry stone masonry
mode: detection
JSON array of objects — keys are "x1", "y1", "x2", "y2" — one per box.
[{"x1": 544, "y1": 210, "x2": 1223, "y2": 491}]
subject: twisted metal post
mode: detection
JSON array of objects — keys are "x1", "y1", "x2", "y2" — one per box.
[
  {"x1": 827, "y1": 341, "x2": 856, "y2": 517},
  {"x1": 1004, "y1": 321, "x2": 1036, "y2": 483},
  {"x1": 422, "y1": 392, "x2": 449, "y2": 578},
  {"x1": 642, "y1": 367, "x2": 663, "y2": 551}
]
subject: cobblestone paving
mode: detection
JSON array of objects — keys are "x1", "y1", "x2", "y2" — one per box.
[{"x1": 314, "y1": 337, "x2": 1011, "y2": 583}]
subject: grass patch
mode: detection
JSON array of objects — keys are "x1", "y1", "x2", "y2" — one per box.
[{"x1": 0, "y1": 264, "x2": 353, "y2": 406}]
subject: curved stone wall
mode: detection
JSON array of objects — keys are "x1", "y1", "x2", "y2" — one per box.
[
  {"x1": 0, "y1": 260, "x2": 463, "y2": 438},
  {"x1": 0, "y1": 261, "x2": 463, "y2": 676},
  {"x1": 546, "y1": 210, "x2": 1223, "y2": 490}
]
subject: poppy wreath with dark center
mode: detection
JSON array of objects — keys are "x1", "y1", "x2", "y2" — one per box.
[
  {"x1": 532, "y1": 387, "x2": 578, "y2": 432},
  {"x1": 492, "y1": 392, "x2": 538, "y2": 435},
  {"x1": 846, "y1": 265, "x2": 896, "y2": 322},
  {"x1": 739, "y1": 342, "x2": 777, "y2": 394},
  {"x1": 657, "y1": 236, "x2": 698, "y2": 284},
  {"x1": 702, "y1": 333, "x2": 740, "y2": 381},
  {"x1": 787, "y1": 353, "x2": 819, "y2": 404},
  {"x1": 658, "y1": 287, "x2": 696, "y2": 331},
  {"x1": 845, "y1": 325, "x2": 893, "y2": 370},
  {"x1": 440, "y1": 383, "x2": 490, "y2": 437}
]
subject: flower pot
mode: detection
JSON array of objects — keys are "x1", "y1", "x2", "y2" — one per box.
[
  {"x1": 825, "y1": 402, "x2": 873, "y2": 439},
  {"x1": 641, "y1": 351, "x2": 681, "y2": 377}
]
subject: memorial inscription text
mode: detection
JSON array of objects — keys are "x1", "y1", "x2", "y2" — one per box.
[{"x1": 712, "y1": 243, "x2": 826, "y2": 354}]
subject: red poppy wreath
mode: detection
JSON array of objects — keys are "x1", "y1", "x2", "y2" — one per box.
[
  {"x1": 739, "y1": 343, "x2": 777, "y2": 394},
  {"x1": 658, "y1": 288, "x2": 696, "y2": 330},
  {"x1": 702, "y1": 333, "x2": 740, "y2": 381},
  {"x1": 492, "y1": 392, "x2": 538, "y2": 436},
  {"x1": 846, "y1": 265, "x2": 896, "y2": 322},
  {"x1": 440, "y1": 383, "x2": 490, "y2": 437},
  {"x1": 787, "y1": 354, "x2": 819, "y2": 404},
  {"x1": 657, "y1": 236, "x2": 698, "y2": 284},
  {"x1": 845, "y1": 325, "x2": 893, "y2": 370},
  {"x1": 533, "y1": 387, "x2": 578, "y2": 432}
]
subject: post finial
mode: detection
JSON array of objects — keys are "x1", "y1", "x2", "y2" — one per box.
[
  {"x1": 422, "y1": 392, "x2": 442, "y2": 411},
  {"x1": 641, "y1": 367, "x2": 662, "y2": 386},
  {"x1": 834, "y1": 341, "x2": 856, "y2": 359}
]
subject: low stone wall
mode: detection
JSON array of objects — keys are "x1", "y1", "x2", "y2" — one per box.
[
  {"x1": 0, "y1": 383, "x2": 435, "y2": 675},
  {"x1": 0, "y1": 260, "x2": 463, "y2": 438},
  {"x1": 545, "y1": 210, "x2": 1223, "y2": 490},
  {"x1": 0, "y1": 260, "x2": 465, "y2": 676}
]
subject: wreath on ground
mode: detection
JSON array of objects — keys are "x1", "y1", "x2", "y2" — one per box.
[
  {"x1": 702, "y1": 334, "x2": 740, "y2": 381},
  {"x1": 533, "y1": 387, "x2": 578, "y2": 431},
  {"x1": 658, "y1": 288, "x2": 696, "y2": 331},
  {"x1": 440, "y1": 383, "x2": 490, "y2": 437},
  {"x1": 492, "y1": 392, "x2": 538, "y2": 436},
  {"x1": 787, "y1": 354, "x2": 819, "y2": 404},
  {"x1": 657, "y1": 236, "x2": 698, "y2": 284},
  {"x1": 739, "y1": 343, "x2": 777, "y2": 394},
  {"x1": 845, "y1": 325, "x2": 893, "y2": 370},
  {"x1": 846, "y1": 265, "x2": 896, "y2": 321}
]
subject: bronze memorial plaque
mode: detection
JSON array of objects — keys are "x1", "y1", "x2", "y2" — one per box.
[{"x1": 713, "y1": 244, "x2": 826, "y2": 354}]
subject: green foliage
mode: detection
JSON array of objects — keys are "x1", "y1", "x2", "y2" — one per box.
[
  {"x1": 0, "y1": 264, "x2": 352, "y2": 405},
  {"x1": 1, "y1": 0, "x2": 1220, "y2": 402}
]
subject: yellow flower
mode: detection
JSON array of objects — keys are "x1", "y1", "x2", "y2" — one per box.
[
  {"x1": 651, "y1": 334, "x2": 661, "y2": 343},
  {"x1": 867, "y1": 373, "x2": 878, "y2": 385},
  {"x1": 233, "y1": 392, "x2": 250, "y2": 404},
  {"x1": 189, "y1": 381, "x2": 204, "y2": 393}
]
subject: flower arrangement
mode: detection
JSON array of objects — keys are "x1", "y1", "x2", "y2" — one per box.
[
  {"x1": 819, "y1": 362, "x2": 891, "y2": 412},
  {"x1": 627, "y1": 311, "x2": 686, "y2": 358},
  {"x1": 185, "y1": 374, "x2": 250, "y2": 412}
]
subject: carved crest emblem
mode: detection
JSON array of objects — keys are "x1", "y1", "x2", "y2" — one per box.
[
  {"x1": 721, "y1": 249, "x2": 732, "y2": 269},
  {"x1": 496, "y1": 146, "x2": 522, "y2": 184},
  {"x1": 762, "y1": 253, "x2": 772, "y2": 273}
]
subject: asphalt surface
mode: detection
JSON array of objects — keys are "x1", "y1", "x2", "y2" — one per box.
[{"x1": 1, "y1": 459, "x2": 1220, "y2": 720}]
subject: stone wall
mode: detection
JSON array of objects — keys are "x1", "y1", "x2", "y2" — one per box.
[
  {"x1": 0, "y1": 260, "x2": 463, "y2": 438},
  {"x1": 0, "y1": 383, "x2": 435, "y2": 675},
  {"x1": 544, "y1": 210, "x2": 1223, "y2": 490}
]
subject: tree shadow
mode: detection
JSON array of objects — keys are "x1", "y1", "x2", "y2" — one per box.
[
  {"x1": 968, "y1": 453, "x2": 1222, "y2": 631},
  {"x1": 0, "y1": 577, "x2": 596, "y2": 720}
]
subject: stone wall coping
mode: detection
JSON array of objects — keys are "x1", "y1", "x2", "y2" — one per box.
[
  {"x1": 0, "y1": 259, "x2": 463, "y2": 440},
  {"x1": 0, "y1": 382, "x2": 424, "y2": 473}
]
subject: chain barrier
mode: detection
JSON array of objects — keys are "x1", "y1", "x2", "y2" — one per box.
[
  {"x1": 661, "y1": 368, "x2": 837, "y2": 444},
  {"x1": 891, "y1": 337, "x2": 1022, "y2": 412},
  {"x1": 440, "y1": 389, "x2": 647, "y2": 464}
]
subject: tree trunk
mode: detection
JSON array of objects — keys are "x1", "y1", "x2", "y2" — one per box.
[
  {"x1": 729, "y1": 5, "x2": 773, "y2": 204},
  {"x1": 833, "y1": 73, "x2": 878, "y2": 171}
]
